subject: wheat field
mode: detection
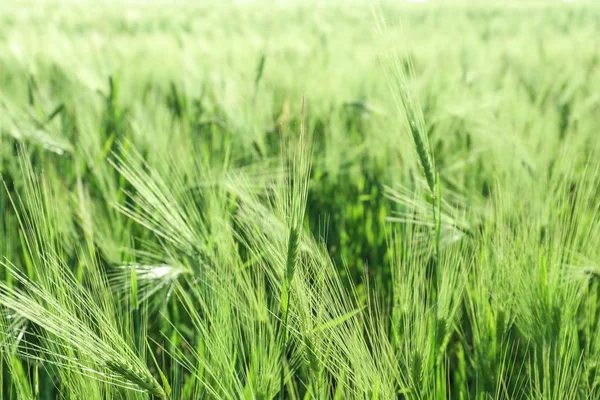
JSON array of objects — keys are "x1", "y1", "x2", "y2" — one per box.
[{"x1": 1, "y1": 1, "x2": 600, "y2": 399}]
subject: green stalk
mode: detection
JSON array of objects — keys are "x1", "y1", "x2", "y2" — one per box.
[
  {"x1": 280, "y1": 225, "x2": 299, "y2": 400},
  {"x1": 433, "y1": 173, "x2": 442, "y2": 300}
]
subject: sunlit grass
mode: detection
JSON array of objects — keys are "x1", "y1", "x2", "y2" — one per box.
[{"x1": 1, "y1": 1, "x2": 600, "y2": 399}]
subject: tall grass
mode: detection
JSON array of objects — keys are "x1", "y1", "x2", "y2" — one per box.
[{"x1": 1, "y1": 1, "x2": 600, "y2": 399}]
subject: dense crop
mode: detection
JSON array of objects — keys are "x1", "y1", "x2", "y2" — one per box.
[{"x1": 1, "y1": 1, "x2": 600, "y2": 399}]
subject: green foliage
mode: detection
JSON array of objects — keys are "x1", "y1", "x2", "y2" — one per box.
[{"x1": 1, "y1": 1, "x2": 600, "y2": 399}]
